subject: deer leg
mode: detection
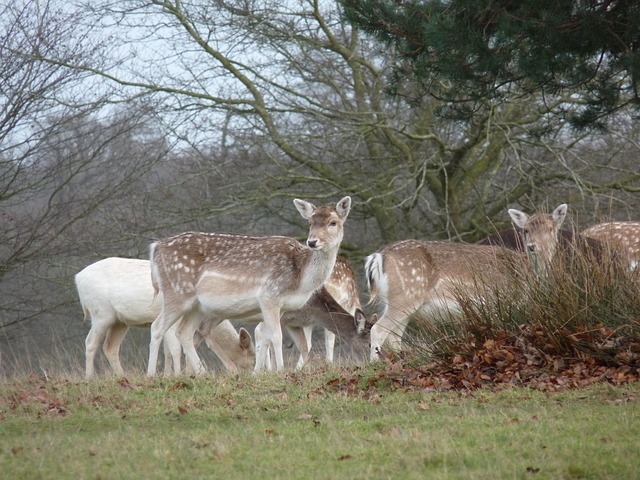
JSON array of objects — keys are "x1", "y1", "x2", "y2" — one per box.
[
  {"x1": 182, "y1": 329, "x2": 207, "y2": 376},
  {"x1": 163, "y1": 323, "x2": 183, "y2": 375},
  {"x1": 324, "y1": 329, "x2": 336, "y2": 363},
  {"x1": 256, "y1": 302, "x2": 283, "y2": 371},
  {"x1": 369, "y1": 308, "x2": 410, "y2": 360},
  {"x1": 287, "y1": 325, "x2": 311, "y2": 369},
  {"x1": 102, "y1": 322, "x2": 129, "y2": 376},
  {"x1": 175, "y1": 312, "x2": 207, "y2": 376},
  {"x1": 254, "y1": 321, "x2": 274, "y2": 371},
  {"x1": 385, "y1": 317, "x2": 410, "y2": 352},
  {"x1": 85, "y1": 321, "x2": 111, "y2": 377},
  {"x1": 253, "y1": 322, "x2": 273, "y2": 370},
  {"x1": 148, "y1": 303, "x2": 185, "y2": 376}
]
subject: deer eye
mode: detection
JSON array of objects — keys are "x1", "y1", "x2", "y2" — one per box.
[{"x1": 330, "y1": 221, "x2": 337, "y2": 226}]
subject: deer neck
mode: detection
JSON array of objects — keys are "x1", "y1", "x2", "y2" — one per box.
[
  {"x1": 308, "y1": 287, "x2": 357, "y2": 339},
  {"x1": 298, "y1": 245, "x2": 339, "y2": 296}
]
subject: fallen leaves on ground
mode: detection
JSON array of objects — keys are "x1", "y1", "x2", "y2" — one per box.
[
  {"x1": 325, "y1": 323, "x2": 640, "y2": 395},
  {"x1": 3, "y1": 374, "x2": 70, "y2": 417}
]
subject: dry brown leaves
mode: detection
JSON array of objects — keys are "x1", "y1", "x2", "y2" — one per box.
[
  {"x1": 324, "y1": 323, "x2": 640, "y2": 395},
  {"x1": 3, "y1": 374, "x2": 70, "y2": 417}
]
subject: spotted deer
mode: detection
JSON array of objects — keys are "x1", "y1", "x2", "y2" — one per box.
[
  {"x1": 147, "y1": 196, "x2": 352, "y2": 375},
  {"x1": 506, "y1": 204, "x2": 568, "y2": 267},
  {"x1": 366, "y1": 241, "x2": 524, "y2": 360},
  {"x1": 255, "y1": 255, "x2": 369, "y2": 368},
  {"x1": 366, "y1": 205, "x2": 572, "y2": 360},
  {"x1": 582, "y1": 221, "x2": 640, "y2": 271},
  {"x1": 76, "y1": 257, "x2": 254, "y2": 377},
  {"x1": 489, "y1": 204, "x2": 614, "y2": 270}
]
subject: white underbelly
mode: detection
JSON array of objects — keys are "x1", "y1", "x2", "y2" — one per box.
[
  {"x1": 195, "y1": 271, "x2": 313, "y2": 320},
  {"x1": 416, "y1": 297, "x2": 463, "y2": 322}
]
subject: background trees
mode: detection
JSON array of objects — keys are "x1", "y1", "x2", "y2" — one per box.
[
  {"x1": 341, "y1": 0, "x2": 640, "y2": 128},
  {"x1": 1, "y1": 0, "x2": 639, "y2": 374}
]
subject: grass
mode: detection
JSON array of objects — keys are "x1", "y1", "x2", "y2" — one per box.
[
  {"x1": 3, "y1": 242, "x2": 640, "y2": 478},
  {"x1": 407, "y1": 242, "x2": 640, "y2": 366},
  {"x1": 1, "y1": 366, "x2": 639, "y2": 479}
]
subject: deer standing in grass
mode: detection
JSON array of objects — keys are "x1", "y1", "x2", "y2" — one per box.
[
  {"x1": 582, "y1": 221, "x2": 640, "y2": 271},
  {"x1": 147, "y1": 196, "x2": 352, "y2": 375},
  {"x1": 366, "y1": 205, "x2": 569, "y2": 360},
  {"x1": 76, "y1": 257, "x2": 254, "y2": 377}
]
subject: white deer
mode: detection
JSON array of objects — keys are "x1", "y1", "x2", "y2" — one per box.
[
  {"x1": 255, "y1": 255, "x2": 369, "y2": 368},
  {"x1": 147, "y1": 196, "x2": 352, "y2": 375},
  {"x1": 76, "y1": 257, "x2": 255, "y2": 377},
  {"x1": 582, "y1": 221, "x2": 640, "y2": 271}
]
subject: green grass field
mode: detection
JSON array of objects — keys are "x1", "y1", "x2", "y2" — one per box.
[{"x1": 1, "y1": 365, "x2": 639, "y2": 480}]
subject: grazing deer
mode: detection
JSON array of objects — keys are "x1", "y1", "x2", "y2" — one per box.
[
  {"x1": 255, "y1": 255, "x2": 369, "y2": 368},
  {"x1": 366, "y1": 240, "x2": 523, "y2": 360},
  {"x1": 366, "y1": 205, "x2": 574, "y2": 360},
  {"x1": 147, "y1": 196, "x2": 352, "y2": 375},
  {"x1": 582, "y1": 221, "x2": 640, "y2": 270},
  {"x1": 76, "y1": 257, "x2": 255, "y2": 377},
  {"x1": 255, "y1": 286, "x2": 372, "y2": 369}
]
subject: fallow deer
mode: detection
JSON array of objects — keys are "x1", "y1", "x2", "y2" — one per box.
[
  {"x1": 255, "y1": 285, "x2": 372, "y2": 369},
  {"x1": 255, "y1": 255, "x2": 369, "y2": 368},
  {"x1": 147, "y1": 196, "x2": 352, "y2": 375},
  {"x1": 366, "y1": 241, "x2": 523, "y2": 360},
  {"x1": 367, "y1": 205, "x2": 570, "y2": 360},
  {"x1": 582, "y1": 221, "x2": 640, "y2": 271},
  {"x1": 76, "y1": 257, "x2": 255, "y2": 377},
  {"x1": 484, "y1": 204, "x2": 613, "y2": 269},
  {"x1": 506, "y1": 204, "x2": 568, "y2": 268}
]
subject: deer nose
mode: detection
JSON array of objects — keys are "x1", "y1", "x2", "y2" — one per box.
[{"x1": 307, "y1": 239, "x2": 318, "y2": 248}]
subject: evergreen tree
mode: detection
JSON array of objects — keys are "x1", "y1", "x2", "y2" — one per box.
[{"x1": 341, "y1": 0, "x2": 640, "y2": 128}]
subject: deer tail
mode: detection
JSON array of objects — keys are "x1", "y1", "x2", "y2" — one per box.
[
  {"x1": 149, "y1": 242, "x2": 161, "y2": 301},
  {"x1": 364, "y1": 253, "x2": 386, "y2": 305}
]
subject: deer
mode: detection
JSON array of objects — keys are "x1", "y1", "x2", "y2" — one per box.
[
  {"x1": 366, "y1": 240, "x2": 525, "y2": 360},
  {"x1": 483, "y1": 204, "x2": 615, "y2": 270},
  {"x1": 582, "y1": 221, "x2": 640, "y2": 271},
  {"x1": 479, "y1": 206, "x2": 568, "y2": 252},
  {"x1": 254, "y1": 255, "x2": 370, "y2": 369},
  {"x1": 255, "y1": 286, "x2": 372, "y2": 369},
  {"x1": 147, "y1": 196, "x2": 352, "y2": 375},
  {"x1": 76, "y1": 257, "x2": 255, "y2": 377},
  {"x1": 504, "y1": 204, "x2": 568, "y2": 267},
  {"x1": 366, "y1": 205, "x2": 570, "y2": 360}
]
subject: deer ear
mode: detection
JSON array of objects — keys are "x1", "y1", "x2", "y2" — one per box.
[
  {"x1": 336, "y1": 196, "x2": 351, "y2": 219},
  {"x1": 356, "y1": 311, "x2": 376, "y2": 334},
  {"x1": 553, "y1": 204, "x2": 568, "y2": 227},
  {"x1": 508, "y1": 209, "x2": 528, "y2": 229},
  {"x1": 239, "y1": 328, "x2": 252, "y2": 350},
  {"x1": 294, "y1": 198, "x2": 316, "y2": 220}
]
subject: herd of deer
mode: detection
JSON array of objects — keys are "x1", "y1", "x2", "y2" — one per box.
[{"x1": 76, "y1": 196, "x2": 640, "y2": 377}]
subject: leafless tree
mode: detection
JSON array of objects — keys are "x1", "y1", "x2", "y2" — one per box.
[
  {"x1": 40, "y1": 0, "x2": 638, "y2": 245},
  {"x1": 0, "y1": 2, "x2": 171, "y2": 359}
]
